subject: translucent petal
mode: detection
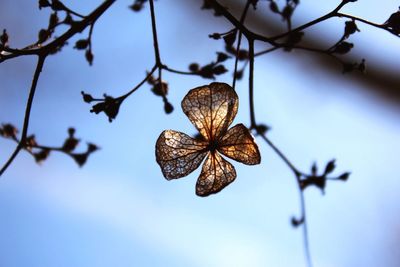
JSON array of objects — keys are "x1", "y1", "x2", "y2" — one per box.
[
  {"x1": 218, "y1": 123, "x2": 261, "y2": 165},
  {"x1": 196, "y1": 152, "x2": 236, "y2": 197},
  {"x1": 156, "y1": 130, "x2": 208, "y2": 179},
  {"x1": 181, "y1": 82, "x2": 238, "y2": 141}
]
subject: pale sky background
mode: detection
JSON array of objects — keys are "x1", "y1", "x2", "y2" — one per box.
[{"x1": 0, "y1": 1, "x2": 400, "y2": 267}]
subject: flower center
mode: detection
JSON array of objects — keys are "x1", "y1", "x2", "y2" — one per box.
[{"x1": 208, "y1": 139, "x2": 219, "y2": 153}]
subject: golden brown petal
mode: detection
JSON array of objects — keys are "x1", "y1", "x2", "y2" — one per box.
[
  {"x1": 196, "y1": 152, "x2": 236, "y2": 197},
  {"x1": 218, "y1": 123, "x2": 261, "y2": 165},
  {"x1": 181, "y1": 82, "x2": 238, "y2": 141},
  {"x1": 156, "y1": 130, "x2": 208, "y2": 179}
]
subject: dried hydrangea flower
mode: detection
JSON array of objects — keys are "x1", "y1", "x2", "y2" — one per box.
[{"x1": 156, "y1": 82, "x2": 261, "y2": 196}]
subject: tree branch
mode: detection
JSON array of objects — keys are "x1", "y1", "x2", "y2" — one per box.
[{"x1": 0, "y1": 0, "x2": 116, "y2": 62}]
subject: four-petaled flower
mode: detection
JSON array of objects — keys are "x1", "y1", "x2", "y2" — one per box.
[{"x1": 155, "y1": 82, "x2": 261, "y2": 196}]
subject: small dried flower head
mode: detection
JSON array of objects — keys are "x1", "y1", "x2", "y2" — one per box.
[
  {"x1": 155, "y1": 83, "x2": 261, "y2": 197},
  {"x1": 0, "y1": 123, "x2": 18, "y2": 138}
]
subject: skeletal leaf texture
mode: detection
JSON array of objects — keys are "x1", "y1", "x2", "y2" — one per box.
[{"x1": 155, "y1": 82, "x2": 261, "y2": 197}]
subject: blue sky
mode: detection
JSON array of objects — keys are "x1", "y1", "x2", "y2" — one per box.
[{"x1": 1, "y1": 1, "x2": 400, "y2": 266}]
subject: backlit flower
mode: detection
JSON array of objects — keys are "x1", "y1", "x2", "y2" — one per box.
[{"x1": 155, "y1": 82, "x2": 261, "y2": 196}]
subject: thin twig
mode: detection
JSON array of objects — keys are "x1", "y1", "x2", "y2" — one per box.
[
  {"x1": 248, "y1": 38, "x2": 256, "y2": 129},
  {"x1": 255, "y1": 46, "x2": 280, "y2": 57},
  {"x1": 149, "y1": 0, "x2": 161, "y2": 66},
  {"x1": 336, "y1": 12, "x2": 383, "y2": 28},
  {"x1": 299, "y1": 191, "x2": 312, "y2": 267},
  {"x1": 120, "y1": 65, "x2": 157, "y2": 99},
  {"x1": 88, "y1": 23, "x2": 95, "y2": 51},
  {"x1": 257, "y1": 133, "x2": 299, "y2": 176},
  {"x1": 0, "y1": 55, "x2": 45, "y2": 176},
  {"x1": 149, "y1": 0, "x2": 169, "y2": 103},
  {"x1": 256, "y1": 131, "x2": 312, "y2": 267},
  {"x1": 232, "y1": 0, "x2": 251, "y2": 89},
  {"x1": 163, "y1": 65, "x2": 197, "y2": 76},
  {"x1": 271, "y1": 0, "x2": 349, "y2": 41}
]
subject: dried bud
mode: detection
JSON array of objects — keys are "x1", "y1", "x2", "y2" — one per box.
[
  {"x1": 25, "y1": 135, "x2": 38, "y2": 151},
  {"x1": 146, "y1": 73, "x2": 157, "y2": 85},
  {"x1": 87, "y1": 143, "x2": 99, "y2": 153},
  {"x1": 64, "y1": 13, "x2": 73, "y2": 25},
  {"x1": 237, "y1": 49, "x2": 248, "y2": 60},
  {"x1": 129, "y1": 3, "x2": 142, "y2": 12},
  {"x1": 282, "y1": 5, "x2": 293, "y2": 20},
  {"x1": 324, "y1": 159, "x2": 336, "y2": 175},
  {"x1": 234, "y1": 70, "x2": 243, "y2": 80},
  {"x1": 85, "y1": 49, "x2": 94, "y2": 65},
  {"x1": 358, "y1": 59, "x2": 366, "y2": 73},
  {"x1": 332, "y1": 42, "x2": 354, "y2": 54},
  {"x1": 70, "y1": 153, "x2": 88, "y2": 167},
  {"x1": 51, "y1": 0, "x2": 67, "y2": 11},
  {"x1": 189, "y1": 63, "x2": 199, "y2": 72},
  {"x1": 39, "y1": 0, "x2": 51, "y2": 9},
  {"x1": 209, "y1": 33, "x2": 221, "y2": 40},
  {"x1": 223, "y1": 31, "x2": 237, "y2": 47},
  {"x1": 62, "y1": 128, "x2": 79, "y2": 152},
  {"x1": 1, "y1": 29, "x2": 9, "y2": 46},
  {"x1": 49, "y1": 12, "x2": 59, "y2": 29},
  {"x1": 151, "y1": 81, "x2": 169, "y2": 96},
  {"x1": 68, "y1": 127, "x2": 75, "y2": 137},
  {"x1": 90, "y1": 95, "x2": 123, "y2": 122},
  {"x1": 386, "y1": 11, "x2": 400, "y2": 34},
  {"x1": 301, "y1": 176, "x2": 326, "y2": 192},
  {"x1": 81, "y1": 91, "x2": 94, "y2": 103},
  {"x1": 269, "y1": 1, "x2": 279, "y2": 13},
  {"x1": 164, "y1": 101, "x2": 174, "y2": 114},
  {"x1": 291, "y1": 216, "x2": 304, "y2": 227},
  {"x1": 311, "y1": 162, "x2": 317, "y2": 176},
  {"x1": 38, "y1": 29, "x2": 49, "y2": 43},
  {"x1": 225, "y1": 45, "x2": 236, "y2": 55},
  {"x1": 199, "y1": 64, "x2": 214, "y2": 79},
  {"x1": 216, "y1": 52, "x2": 230, "y2": 62},
  {"x1": 62, "y1": 136, "x2": 79, "y2": 152},
  {"x1": 0, "y1": 124, "x2": 18, "y2": 138},
  {"x1": 212, "y1": 65, "x2": 227, "y2": 75},
  {"x1": 34, "y1": 149, "x2": 50, "y2": 164},
  {"x1": 338, "y1": 172, "x2": 350, "y2": 181},
  {"x1": 74, "y1": 39, "x2": 89, "y2": 50},
  {"x1": 344, "y1": 20, "x2": 360, "y2": 38},
  {"x1": 254, "y1": 124, "x2": 270, "y2": 135}
]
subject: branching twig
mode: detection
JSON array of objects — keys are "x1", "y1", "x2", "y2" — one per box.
[
  {"x1": 248, "y1": 35, "x2": 313, "y2": 266},
  {"x1": 120, "y1": 66, "x2": 158, "y2": 99},
  {"x1": 0, "y1": 55, "x2": 45, "y2": 176},
  {"x1": 0, "y1": 0, "x2": 115, "y2": 62},
  {"x1": 257, "y1": 132, "x2": 312, "y2": 267},
  {"x1": 0, "y1": 0, "x2": 116, "y2": 174}
]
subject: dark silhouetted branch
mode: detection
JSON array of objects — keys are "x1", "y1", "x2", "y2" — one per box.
[{"x1": 0, "y1": 55, "x2": 45, "y2": 176}]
